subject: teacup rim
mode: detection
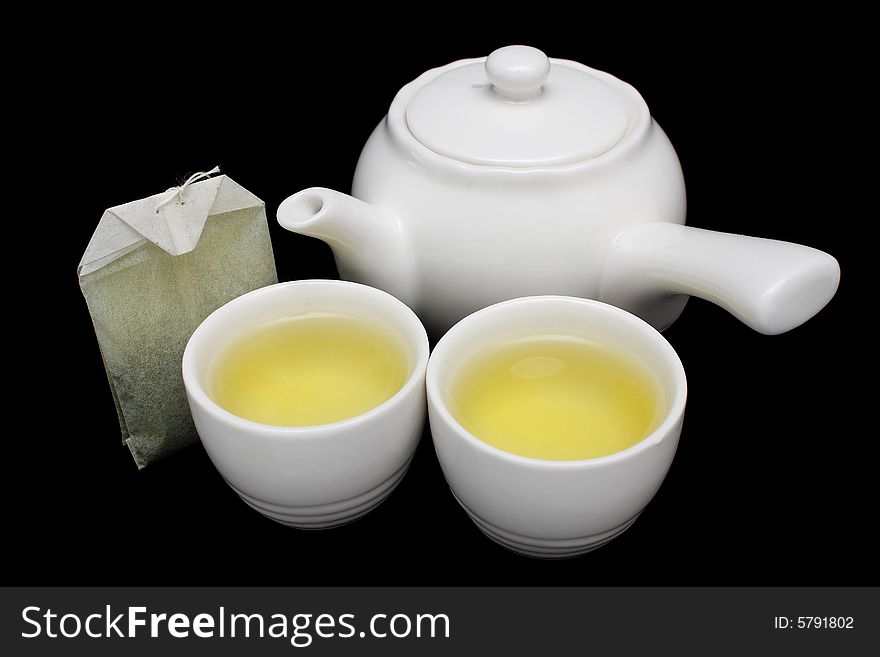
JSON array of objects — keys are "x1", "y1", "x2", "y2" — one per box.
[
  {"x1": 182, "y1": 279, "x2": 430, "y2": 436},
  {"x1": 426, "y1": 295, "x2": 688, "y2": 469}
]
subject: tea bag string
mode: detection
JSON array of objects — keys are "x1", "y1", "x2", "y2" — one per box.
[{"x1": 154, "y1": 166, "x2": 222, "y2": 212}]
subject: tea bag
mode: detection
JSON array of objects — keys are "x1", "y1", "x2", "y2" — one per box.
[{"x1": 78, "y1": 170, "x2": 277, "y2": 468}]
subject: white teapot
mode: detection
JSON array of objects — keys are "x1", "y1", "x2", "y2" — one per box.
[{"x1": 278, "y1": 45, "x2": 839, "y2": 335}]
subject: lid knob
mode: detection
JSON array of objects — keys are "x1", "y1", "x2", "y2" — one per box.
[{"x1": 485, "y1": 45, "x2": 551, "y2": 101}]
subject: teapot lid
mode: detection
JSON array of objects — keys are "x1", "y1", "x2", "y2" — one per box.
[{"x1": 405, "y1": 46, "x2": 630, "y2": 168}]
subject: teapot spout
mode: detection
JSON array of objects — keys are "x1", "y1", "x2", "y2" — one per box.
[{"x1": 278, "y1": 188, "x2": 415, "y2": 305}]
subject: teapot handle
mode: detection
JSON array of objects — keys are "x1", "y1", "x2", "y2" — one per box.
[{"x1": 599, "y1": 222, "x2": 840, "y2": 335}]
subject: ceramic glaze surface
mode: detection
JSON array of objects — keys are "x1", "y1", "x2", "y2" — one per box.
[
  {"x1": 183, "y1": 281, "x2": 429, "y2": 529},
  {"x1": 278, "y1": 46, "x2": 840, "y2": 337},
  {"x1": 427, "y1": 297, "x2": 687, "y2": 558},
  {"x1": 351, "y1": 109, "x2": 685, "y2": 333},
  {"x1": 406, "y1": 49, "x2": 629, "y2": 166}
]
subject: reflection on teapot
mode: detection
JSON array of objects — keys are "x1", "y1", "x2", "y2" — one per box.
[{"x1": 278, "y1": 45, "x2": 839, "y2": 336}]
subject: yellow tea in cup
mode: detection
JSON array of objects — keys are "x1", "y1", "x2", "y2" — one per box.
[
  {"x1": 211, "y1": 313, "x2": 409, "y2": 426},
  {"x1": 449, "y1": 334, "x2": 664, "y2": 460}
]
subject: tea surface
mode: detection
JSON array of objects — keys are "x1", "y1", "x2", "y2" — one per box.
[
  {"x1": 211, "y1": 313, "x2": 409, "y2": 426},
  {"x1": 450, "y1": 335, "x2": 664, "y2": 460}
]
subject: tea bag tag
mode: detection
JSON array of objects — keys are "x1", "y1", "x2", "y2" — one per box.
[{"x1": 111, "y1": 168, "x2": 224, "y2": 256}]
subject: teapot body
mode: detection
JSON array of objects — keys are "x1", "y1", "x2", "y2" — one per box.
[
  {"x1": 279, "y1": 50, "x2": 838, "y2": 337},
  {"x1": 352, "y1": 109, "x2": 686, "y2": 334}
]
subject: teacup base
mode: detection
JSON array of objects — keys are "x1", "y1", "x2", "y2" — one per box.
[
  {"x1": 229, "y1": 454, "x2": 414, "y2": 530},
  {"x1": 451, "y1": 489, "x2": 640, "y2": 559}
]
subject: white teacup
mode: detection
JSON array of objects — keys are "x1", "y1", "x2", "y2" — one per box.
[
  {"x1": 183, "y1": 280, "x2": 429, "y2": 529},
  {"x1": 427, "y1": 296, "x2": 687, "y2": 558}
]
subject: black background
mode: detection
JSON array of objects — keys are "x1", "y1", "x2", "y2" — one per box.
[{"x1": 4, "y1": 7, "x2": 876, "y2": 585}]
